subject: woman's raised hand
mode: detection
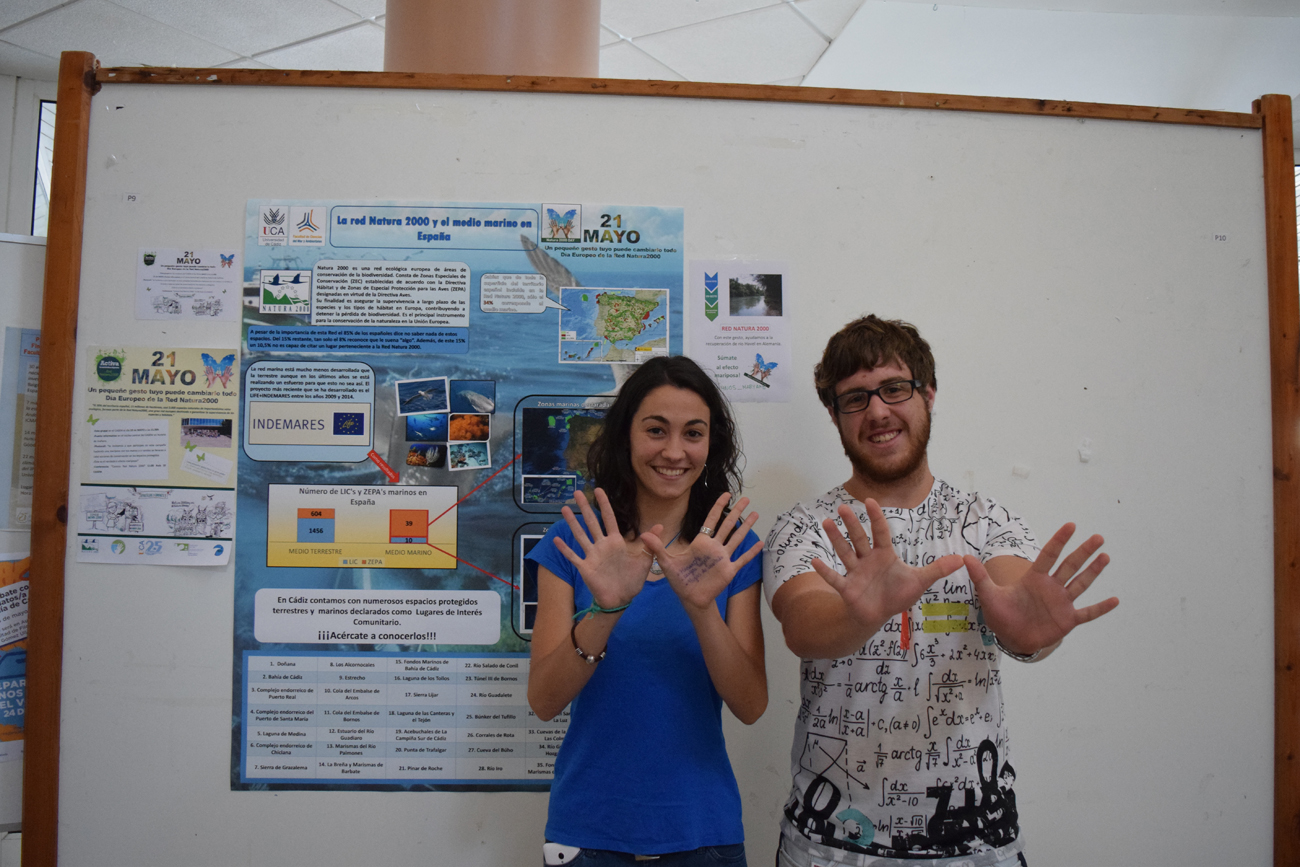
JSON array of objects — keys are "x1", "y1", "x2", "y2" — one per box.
[
  {"x1": 642, "y1": 493, "x2": 763, "y2": 613},
  {"x1": 552, "y1": 488, "x2": 653, "y2": 610}
]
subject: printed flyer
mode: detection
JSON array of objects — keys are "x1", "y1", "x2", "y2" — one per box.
[
  {"x1": 0, "y1": 557, "x2": 27, "y2": 763},
  {"x1": 77, "y1": 346, "x2": 238, "y2": 565},
  {"x1": 234, "y1": 199, "x2": 683, "y2": 790},
  {"x1": 135, "y1": 246, "x2": 240, "y2": 321},
  {"x1": 688, "y1": 259, "x2": 792, "y2": 402}
]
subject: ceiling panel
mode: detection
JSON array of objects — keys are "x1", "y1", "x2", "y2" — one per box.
[
  {"x1": 212, "y1": 56, "x2": 276, "y2": 70},
  {"x1": 0, "y1": 38, "x2": 58, "y2": 80},
  {"x1": 634, "y1": 4, "x2": 829, "y2": 84},
  {"x1": 889, "y1": 0, "x2": 1300, "y2": 14},
  {"x1": 330, "y1": 0, "x2": 387, "y2": 19},
  {"x1": 0, "y1": 0, "x2": 69, "y2": 33},
  {"x1": 111, "y1": 0, "x2": 363, "y2": 57},
  {"x1": 2, "y1": 0, "x2": 238, "y2": 69},
  {"x1": 255, "y1": 21, "x2": 384, "y2": 70},
  {"x1": 602, "y1": 0, "x2": 781, "y2": 39},
  {"x1": 599, "y1": 40, "x2": 686, "y2": 81},
  {"x1": 794, "y1": 0, "x2": 867, "y2": 38}
]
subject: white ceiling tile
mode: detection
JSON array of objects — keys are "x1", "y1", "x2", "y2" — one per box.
[
  {"x1": 634, "y1": 5, "x2": 828, "y2": 84},
  {"x1": 794, "y1": 0, "x2": 866, "y2": 39},
  {"x1": 212, "y1": 56, "x2": 276, "y2": 69},
  {"x1": 0, "y1": 38, "x2": 59, "y2": 79},
  {"x1": 599, "y1": 40, "x2": 685, "y2": 81},
  {"x1": 2, "y1": 0, "x2": 238, "y2": 68},
  {"x1": 329, "y1": 0, "x2": 387, "y2": 19},
  {"x1": 0, "y1": 0, "x2": 68, "y2": 32},
  {"x1": 602, "y1": 0, "x2": 782, "y2": 38},
  {"x1": 765, "y1": 75, "x2": 806, "y2": 86},
  {"x1": 882, "y1": 0, "x2": 1300, "y2": 14},
  {"x1": 600, "y1": 25, "x2": 622, "y2": 47},
  {"x1": 255, "y1": 21, "x2": 384, "y2": 71},
  {"x1": 111, "y1": 0, "x2": 361, "y2": 57}
]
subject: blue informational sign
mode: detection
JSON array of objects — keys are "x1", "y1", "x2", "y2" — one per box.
[{"x1": 234, "y1": 200, "x2": 683, "y2": 790}]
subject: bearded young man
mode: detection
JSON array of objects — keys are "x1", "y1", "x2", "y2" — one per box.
[{"x1": 764, "y1": 315, "x2": 1118, "y2": 867}]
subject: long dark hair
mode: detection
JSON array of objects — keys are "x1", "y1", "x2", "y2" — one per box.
[{"x1": 587, "y1": 356, "x2": 743, "y2": 541}]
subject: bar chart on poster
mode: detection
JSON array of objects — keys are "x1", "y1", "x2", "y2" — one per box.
[{"x1": 265, "y1": 485, "x2": 458, "y2": 568}]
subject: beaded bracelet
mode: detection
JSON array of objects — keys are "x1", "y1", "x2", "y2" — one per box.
[
  {"x1": 572, "y1": 600, "x2": 631, "y2": 621},
  {"x1": 570, "y1": 619, "x2": 606, "y2": 665}
]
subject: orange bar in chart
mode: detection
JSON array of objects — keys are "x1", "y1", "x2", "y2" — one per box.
[{"x1": 389, "y1": 510, "x2": 429, "y2": 544}]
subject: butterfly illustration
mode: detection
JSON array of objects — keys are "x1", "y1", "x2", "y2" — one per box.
[
  {"x1": 547, "y1": 208, "x2": 577, "y2": 239},
  {"x1": 752, "y1": 353, "x2": 777, "y2": 382},
  {"x1": 219, "y1": 253, "x2": 234, "y2": 268},
  {"x1": 201, "y1": 352, "x2": 236, "y2": 389}
]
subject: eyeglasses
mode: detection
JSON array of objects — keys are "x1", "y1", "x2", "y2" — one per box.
[{"x1": 831, "y1": 380, "x2": 923, "y2": 414}]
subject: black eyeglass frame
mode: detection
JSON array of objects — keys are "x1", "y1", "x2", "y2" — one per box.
[{"x1": 831, "y1": 379, "x2": 924, "y2": 414}]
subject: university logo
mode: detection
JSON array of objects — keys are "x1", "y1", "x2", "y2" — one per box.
[
  {"x1": 289, "y1": 206, "x2": 325, "y2": 245},
  {"x1": 259, "y1": 205, "x2": 287, "y2": 246}
]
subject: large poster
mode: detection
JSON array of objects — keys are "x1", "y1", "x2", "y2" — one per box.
[{"x1": 233, "y1": 200, "x2": 683, "y2": 790}]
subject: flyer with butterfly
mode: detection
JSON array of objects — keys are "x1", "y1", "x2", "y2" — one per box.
[
  {"x1": 75, "y1": 345, "x2": 238, "y2": 565},
  {"x1": 688, "y1": 259, "x2": 792, "y2": 402},
  {"x1": 135, "y1": 246, "x2": 241, "y2": 321}
]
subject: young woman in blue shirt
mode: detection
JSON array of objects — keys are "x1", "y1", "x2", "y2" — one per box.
[{"x1": 527, "y1": 355, "x2": 766, "y2": 866}]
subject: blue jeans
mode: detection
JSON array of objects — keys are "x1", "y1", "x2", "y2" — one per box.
[{"x1": 544, "y1": 843, "x2": 746, "y2": 867}]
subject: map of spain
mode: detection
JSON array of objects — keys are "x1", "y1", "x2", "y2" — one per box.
[{"x1": 558, "y1": 288, "x2": 669, "y2": 363}]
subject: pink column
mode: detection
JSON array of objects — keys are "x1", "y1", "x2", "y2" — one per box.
[{"x1": 384, "y1": 0, "x2": 600, "y2": 76}]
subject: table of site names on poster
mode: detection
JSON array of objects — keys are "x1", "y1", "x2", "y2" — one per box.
[{"x1": 241, "y1": 652, "x2": 568, "y2": 785}]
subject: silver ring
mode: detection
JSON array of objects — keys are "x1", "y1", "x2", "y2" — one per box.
[{"x1": 699, "y1": 526, "x2": 714, "y2": 537}]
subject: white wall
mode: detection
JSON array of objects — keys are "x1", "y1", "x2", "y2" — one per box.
[{"x1": 0, "y1": 74, "x2": 55, "y2": 237}]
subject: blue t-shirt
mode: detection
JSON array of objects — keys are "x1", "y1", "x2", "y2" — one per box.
[{"x1": 527, "y1": 518, "x2": 763, "y2": 854}]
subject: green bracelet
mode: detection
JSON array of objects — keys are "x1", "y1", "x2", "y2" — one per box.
[{"x1": 573, "y1": 600, "x2": 631, "y2": 621}]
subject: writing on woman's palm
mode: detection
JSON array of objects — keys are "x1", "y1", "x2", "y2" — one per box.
[{"x1": 642, "y1": 493, "x2": 763, "y2": 612}]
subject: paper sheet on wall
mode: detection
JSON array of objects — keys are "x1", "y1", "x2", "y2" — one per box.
[
  {"x1": 0, "y1": 329, "x2": 38, "y2": 528},
  {"x1": 0, "y1": 557, "x2": 26, "y2": 764},
  {"x1": 688, "y1": 260, "x2": 792, "y2": 402},
  {"x1": 76, "y1": 346, "x2": 238, "y2": 565},
  {"x1": 135, "y1": 247, "x2": 241, "y2": 321}
]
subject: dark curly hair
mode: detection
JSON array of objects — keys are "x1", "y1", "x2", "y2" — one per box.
[
  {"x1": 586, "y1": 356, "x2": 743, "y2": 541},
  {"x1": 814, "y1": 315, "x2": 937, "y2": 409}
]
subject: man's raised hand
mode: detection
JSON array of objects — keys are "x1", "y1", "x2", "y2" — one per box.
[
  {"x1": 811, "y1": 499, "x2": 964, "y2": 634},
  {"x1": 966, "y1": 522, "x2": 1117, "y2": 657}
]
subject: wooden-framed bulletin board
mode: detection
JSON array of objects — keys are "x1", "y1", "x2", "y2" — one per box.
[{"x1": 24, "y1": 51, "x2": 1300, "y2": 866}]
